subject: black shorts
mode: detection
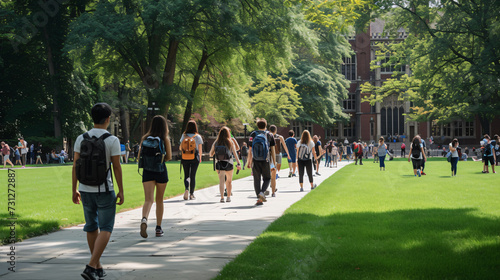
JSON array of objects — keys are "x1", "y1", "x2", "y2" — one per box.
[
  {"x1": 485, "y1": 156, "x2": 495, "y2": 166},
  {"x1": 216, "y1": 161, "x2": 233, "y2": 171},
  {"x1": 142, "y1": 168, "x2": 169, "y2": 183},
  {"x1": 411, "y1": 158, "x2": 422, "y2": 170}
]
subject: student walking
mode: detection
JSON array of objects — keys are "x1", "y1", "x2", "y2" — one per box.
[
  {"x1": 269, "y1": 125, "x2": 291, "y2": 197},
  {"x1": 210, "y1": 126, "x2": 241, "y2": 203},
  {"x1": 247, "y1": 118, "x2": 276, "y2": 206},
  {"x1": 1, "y1": 142, "x2": 14, "y2": 168},
  {"x1": 449, "y1": 138, "x2": 459, "y2": 176},
  {"x1": 482, "y1": 135, "x2": 496, "y2": 173},
  {"x1": 330, "y1": 141, "x2": 339, "y2": 168},
  {"x1": 18, "y1": 137, "x2": 28, "y2": 168},
  {"x1": 297, "y1": 130, "x2": 318, "y2": 191},
  {"x1": 13, "y1": 146, "x2": 21, "y2": 165},
  {"x1": 354, "y1": 142, "x2": 363, "y2": 165},
  {"x1": 313, "y1": 135, "x2": 323, "y2": 175},
  {"x1": 408, "y1": 136, "x2": 426, "y2": 177},
  {"x1": 35, "y1": 144, "x2": 43, "y2": 164},
  {"x1": 285, "y1": 130, "x2": 298, "y2": 177},
  {"x1": 401, "y1": 142, "x2": 406, "y2": 157},
  {"x1": 180, "y1": 120, "x2": 203, "y2": 200},
  {"x1": 240, "y1": 142, "x2": 249, "y2": 170},
  {"x1": 72, "y1": 103, "x2": 124, "y2": 280},
  {"x1": 378, "y1": 137, "x2": 387, "y2": 170},
  {"x1": 138, "y1": 115, "x2": 172, "y2": 238}
]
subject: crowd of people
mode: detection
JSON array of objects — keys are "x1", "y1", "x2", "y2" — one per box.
[{"x1": 0, "y1": 138, "x2": 70, "y2": 168}]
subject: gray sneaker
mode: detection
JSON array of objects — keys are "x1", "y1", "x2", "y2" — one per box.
[
  {"x1": 140, "y1": 217, "x2": 148, "y2": 238},
  {"x1": 81, "y1": 265, "x2": 98, "y2": 280}
]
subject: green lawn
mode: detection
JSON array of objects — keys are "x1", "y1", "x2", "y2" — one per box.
[
  {"x1": 215, "y1": 158, "x2": 500, "y2": 280},
  {"x1": 0, "y1": 160, "x2": 275, "y2": 244}
]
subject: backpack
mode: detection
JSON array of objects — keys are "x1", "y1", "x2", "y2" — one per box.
[
  {"x1": 215, "y1": 145, "x2": 232, "y2": 161},
  {"x1": 353, "y1": 143, "x2": 359, "y2": 154},
  {"x1": 484, "y1": 143, "x2": 492, "y2": 157},
  {"x1": 139, "y1": 137, "x2": 165, "y2": 173},
  {"x1": 252, "y1": 131, "x2": 270, "y2": 161},
  {"x1": 181, "y1": 134, "x2": 198, "y2": 160},
  {"x1": 297, "y1": 143, "x2": 312, "y2": 161},
  {"x1": 274, "y1": 134, "x2": 282, "y2": 154},
  {"x1": 411, "y1": 143, "x2": 421, "y2": 158},
  {"x1": 241, "y1": 146, "x2": 248, "y2": 157},
  {"x1": 401, "y1": 143, "x2": 406, "y2": 149},
  {"x1": 75, "y1": 132, "x2": 112, "y2": 191}
]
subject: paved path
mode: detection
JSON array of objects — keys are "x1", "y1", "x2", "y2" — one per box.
[{"x1": 0, "y1": 161, "x2": 351, "y2": 280}]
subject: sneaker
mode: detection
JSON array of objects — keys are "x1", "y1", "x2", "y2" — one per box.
[
  {"x1": 155, "y1": 226, "x2": 164, "y2": 237},
  {"x1": 271, "y1": 193, "x2": 276, "y2": 197},
  {"x1": 220, "y1": 198, "x2": 225, "y2": 203},
  {"x1": 288, "y1": 172, "x2": 292, "y2": 178},
  {"x1": 417, "y1": 170, "x2": 421, "y2": 177},
  {"x1": 96, "y1": 268, "x2": 106, "y2": 280},
  {"x1": 81, "y1": 265, "x2": 98, "y2": 280},
  {"x1": 421, "y1": 172, "x2": 426, "y2": 175},
  {"x1": 226, "y1": 197, "x2": 231, "y2": 202},
  {"x1": 300, "y1": 187, "x2": 304, "y2": 192},
  {"x1": 276, "y1": 174, "x2": 279, "y2": 179},
  {"x1": 255, "y1": 200, "x2": 263, "y2": 206},
  {"x1": 140, "y1": 217, "x2": 148, "y2": 238},
  {"x1": 189, "y1": 194, "x2": 196, "y2": 200},
  {"x1": 264, "y1": 190, "x2": 270, "y2": 196},
  {"x1": 292, "y1": 173, "x2": 297, "y2": 177},
  {"x1": 183, "y1": 190, "x2": 189, "y2": 200},
  {"x1": 311, "y1": 184, "x2": 317, "y2": 190},
  {"x1": 316, "y1": 172, "x2": 321, "y2": 176},
  {"x1": 258, "y1": 192, "x2": 267, "y2": 202}
]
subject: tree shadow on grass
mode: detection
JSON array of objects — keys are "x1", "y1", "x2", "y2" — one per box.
[
  {"x1": 0, "y1": 213, "x2": 59, "y2": 245},
  {"x1": 217, "y1": 208, "x2": 500, "y2": 280}
]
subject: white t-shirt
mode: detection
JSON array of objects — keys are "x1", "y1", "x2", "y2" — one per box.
[
  {"x1": 74, "y1": 128, "x2": 121, "y2": 193},
  {"x1": 449, "y1": 143, "x2": 459, "y2": 158}
]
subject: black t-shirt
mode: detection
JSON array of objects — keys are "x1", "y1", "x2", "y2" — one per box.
[
  {"x1": 315, "y1": 141, "x2": 321, "y2": 156},
  {"x1": 249, "y1": 130, "x2": 276, "y2": 150}
]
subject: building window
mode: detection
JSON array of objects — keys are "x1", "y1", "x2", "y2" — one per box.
[
  {"x1": 342, "y1": 55, "x2": 357, "y2": 81},
  {"x1": 380, "y1": 106, "x2": 404, "y2": 136},
  {"x1": 343, "y1": 93, "x2": 356, "y2": 111},
  {"x1": 454, "y1": 121, "x2": 463, "y2": 137},
  {"x1": 344, "y1": 121, "x2": 354, "y2": 138},
  {"x1": 291, "y1": 121, "x2": 313, "y2": 137},
  {"x1": 326, "y1": 123, "x2": 339, "y2": 138},
  {"x1": 465, "y1": 121, "x2": 474, "y2": 137},
  {"x1": 443, "y1": 123, "x2": 451, "y2": 137},
  {"x1": 380, "y1": 54, "x2": 406, "y2": 73}
]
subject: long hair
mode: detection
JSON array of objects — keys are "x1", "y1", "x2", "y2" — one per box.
[
  {"x1": 215, "y1": 126, "x2": 232, "y2": 148},
  {"x1": 412, "y1": 136, "x2": 420, "y2": 149},
  {"x1": 141, "y1": 115, "x2": 172, "y2": 161},
  {"x1": 184, "y1": 120, "x2": 198, "y2": 134},
  {"x1": 300, "y1": 130, "x2": 312, "y2": 144},
  {"x1": 451, "y1": 138, "x2": 458, "y2": 147}
]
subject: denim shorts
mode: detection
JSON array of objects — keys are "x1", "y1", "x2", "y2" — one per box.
[{"x1": 80, "y1": 191, "x2": 116, "y2": 233}]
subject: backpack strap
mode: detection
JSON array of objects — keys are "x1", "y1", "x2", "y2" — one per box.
[{"x1": 99, "y1": 133, "x2": 112, "y2": 193}]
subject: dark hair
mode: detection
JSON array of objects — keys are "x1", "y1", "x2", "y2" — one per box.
[
  {"x1": 379, "y1": 137, "x2": 384, "y2": 142},
  {"x1": 215, "y1": 126, "x2": 232, "y2": 148},
  {"x1": 300, "y1": 130, "x2": 312, "y2": 144},
  {"x1": 452, "y1": 138, "x2": 458, "y2": 147},
  {"x1": 288, "y1": 130, "x2": 294, "y2": 137},
  {"x1": 91, "y1": 103, "x2": 112, "y2": 124},
  {"x1": 269, "y1": 125, "x2": 277, "y2": 133},
  {"x1": 412, "y1": 136, "x2": 420, "y2": 148},
  {"x1": 256, "y1": 118, "x2": 267, "y2": 130},
  {"x1": 484, "y1": 134, "x2": 491, "y2": 140},
  {"x1": 141, "y1": 115, "x2": 172, "y2": 161},
  {"x1": 184, "y1": 120, "x2": 198, "y2": 134}
]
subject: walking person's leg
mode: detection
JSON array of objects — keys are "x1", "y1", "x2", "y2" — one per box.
[
  {"x1": 298, "y1": 160, "x2": 305, "y2": 190},
  {"x1": 305, "y1": 159, "x2": 315, "y2": 189},
  {"x1": 225, "y1": 170, "x2": 234, "y2": 202},
  {"x1": 154, "y1": 182, "x2": 167, "y2": 236},
  {"x1": 189, "y1": 160, "x2": 200, "y2": 198},
  {"x1": 218, "y1": 170, "x2": 226, "y2": 202},
  {"x1": 141, "y1": 180, "x2": 156, "y2": 238},
  {"x1": 253, "y1": 161, "x2": 263, "y2": 197},
  {"x1": 182, "y1": 161, "x2": 191, "y2": 200}
]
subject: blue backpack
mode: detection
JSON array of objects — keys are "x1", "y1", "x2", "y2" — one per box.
[{"x1": 252, "y1": 131, "x2": 269, "y2": 161}]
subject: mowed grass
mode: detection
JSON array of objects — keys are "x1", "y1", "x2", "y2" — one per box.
[
  {"x1": 215, "y1": 158, "x2": 500, "y2": 280},
  {"x1": 0, "y1": 160, "x2": 277, "y2": 244}
]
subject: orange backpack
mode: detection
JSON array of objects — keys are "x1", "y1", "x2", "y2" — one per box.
[{"x1": 181, "y1": 134, "x2": 197, "y2": 160}]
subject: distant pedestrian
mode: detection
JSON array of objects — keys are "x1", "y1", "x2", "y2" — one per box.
[
  {"x1": 330, "y1": 141, "x2": 338, "y2": 168},
  {"x1": 247, "y1": 118, "x2": 276, "y2": 206},
  {"x1": 269, "y1": 125, "x2": 291, "y2": 197},
  {"x1": 401, "y1": 142, "x2": 406, "y2": 157},
  {"x1": 138, "y1": 115, "x2": 172, "y2": 238},
  {"x1": 18, "y1": 137, "x2": 28, "y2": 167},
  {"x1": 377, "y1": 137, "x2": 387, "y2": 171},
  {"x1": 13, "y1": 146, "x2": 21, "y2": 165},
  {"x1": 120, "y1": 143, "x2": 126, "y2": 163},
  {"x1": 313, "y1": 135, "x2": 323, "y2": 175},
  {"x1": 72, "y1": 103, "x2": 124, "y2": 280},
  {"x1": 346, "y1": 142, "x2": 352, "y2": 161},
  {"x1": 1, "y1": 142, "x2": 14, "y2": 168},
  {"x1": 325, "y1": 140, "x2": 333, "y2": 167},
  {"x1": 125, "y1": 140, "x2": 131, "y2": 163},
  {"x1": 420, "y1": 136, "x2": 427, "y2": 175},
  {"x1": 35, "y1": 144, "x2": 43, "y2": 164},
  {"x1": 494, "y1": 134, "x2": 500, "y2": 166},
  {"x1": 449, "y1": 138, "x2": 459, "y2": 176},
  {"x1": 240, "y1": 142, "x2": 249, "y2": 170},
  {"x1": 408, "y1": 136, "x2": 426, "y2": 177},
  {"x1": 373, "y1": 142, "x2": 379, "y2": 163},
  {"x1": 482, "y1": 135, "x2": 496, "y2": 173},
  {"x1": 297, "y1": 130, "x2": 318, "y2": 191},
  {"x1": 285, "y1": 130, "x2": 298, "y2": 177},
  {"x1": 354, "y1": 142, "x2": 363, "y2": 165},
  {"x1": 30, "y1": 143, "x2": 35, "y2": 164},
  {"x1": 180, "y1": 120, "x2": 203, "y2": 200},
  {"x1": 209, "y1": 126, "x2": 241, "y2": 203}
]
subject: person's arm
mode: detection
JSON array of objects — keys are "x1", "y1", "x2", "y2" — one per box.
[
  {"x1": 232, "y1": 138, "x2": 240, "y2": 151},
  {"x1": 231, "y1": 144, "x2": 241, "y2": 170},
  {"x1": 209, "y1": 143, "x2": 215, "y2": 157},
  {"x1": 281, "y1": 137, "x2": 291, "y2": 160},
  {"x1": 421, "y1": 147, "x2": 427, "y2": 162},
  {"x1": 408, "y1": 146, "x2": 412, "y2": 162},
  {"x1": 111, "y1": 155, "x2": 124, "y2": 205},
  {"x1": 247, "y1": 146, "x2": 253, "y2": 169},
  {"x1": 72, "y1": 152, "x2": 81, "y2": 204},
  {"x1": 198, "y1": 143, "x2": 203, "y2": 163},
  {"x1": 270, "y1": 146, "x2": 276, "y2": 169},
  {"x1": 312, "y1": 143, "x2": 318, "y2": 161}
]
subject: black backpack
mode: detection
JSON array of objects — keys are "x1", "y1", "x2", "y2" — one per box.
[
  {"x1": 484, "y1": 143, "x2": 492, "y2": 157},
  {"x1": 411, "y1": 143, "x2": 421, "y2": 158},
  {"x1": 76, "y1": 133, "x2": 112, "y2": 192},
  {"x1": 241, "y1": 146, "x2": 248, "y2": 157},
  {"x1": 139, "y1": 137, "x2": 166, "y2": 173}
]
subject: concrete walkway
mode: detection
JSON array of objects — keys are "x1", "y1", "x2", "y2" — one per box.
[{"x1": 1, "y1": 160, "x2": 351, "y2": 280}]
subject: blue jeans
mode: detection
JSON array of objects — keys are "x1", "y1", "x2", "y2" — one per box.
[
  {"x1": 324, "y1": 154, "x2": 331, "y2": 166},
  {"x1": 379, "y1": 155, "x2": 386, "y2": 168},
  {"x1": 81, "y1": 191, "x2": 117, "y2": 233},
  {"x1": 451, "y1": 157, "x2": 459, "y2": 175}
]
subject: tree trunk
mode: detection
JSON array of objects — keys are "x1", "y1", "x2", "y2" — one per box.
[
  {"x1": 43, "y1": 26, "x2": 61, "y2": 139},
  {"x1": 182, "y1": 49, "x2": 209, "y2": 132},
  {"x1": 161, "y1": 38, "x2": 180, "y2": 116},
  {"x1": 479, "y1": 114, "x2": 490, "y2": 136}
]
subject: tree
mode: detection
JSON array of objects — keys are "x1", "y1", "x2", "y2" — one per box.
[{"x1": 362, "y1": 0, "x2": 500, "y2": 134}]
